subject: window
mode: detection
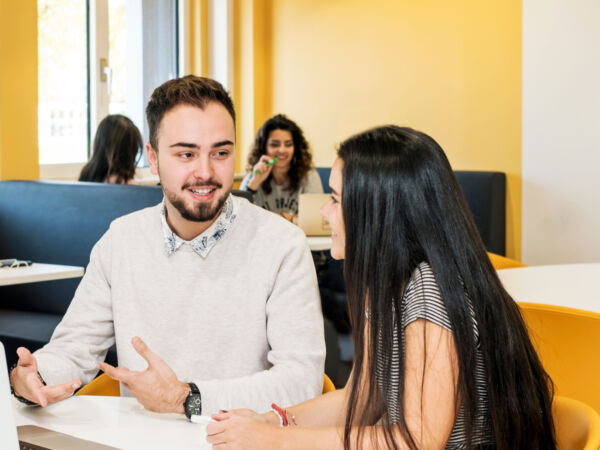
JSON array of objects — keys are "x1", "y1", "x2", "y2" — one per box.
[
  {"x1": 38, "y1": 0, "x2": 88, "y2": 164},
  {"x1": 38, "y1": 0, "x2": 180, "y2": 169}
]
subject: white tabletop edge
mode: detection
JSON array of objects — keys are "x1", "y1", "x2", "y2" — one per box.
[{"x1": 0, "y1": 263, "x2": 84, "y2": 286}]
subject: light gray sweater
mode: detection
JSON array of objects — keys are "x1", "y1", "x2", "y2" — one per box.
[
  {"x1": 34, "y1": 196, "x2": 325, "y2": 414},
  {"x1": 240, "y1": 168, "x2": 324, "y2": 214}
]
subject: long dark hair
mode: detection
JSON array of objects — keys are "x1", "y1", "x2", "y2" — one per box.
[
  {"x1": 79, "y1": 114, "x2": 143, "y2": 184},
  {"x1": 339, "y1": 126, "x2": 555, "y2": 449},
  {"x1": 247, "y1": 114, "x2": 313, "y2": 194}
]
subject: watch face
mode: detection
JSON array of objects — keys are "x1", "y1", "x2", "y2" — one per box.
[{"x1": 186, "y1": 394, "x2": 202, "y2": 417}]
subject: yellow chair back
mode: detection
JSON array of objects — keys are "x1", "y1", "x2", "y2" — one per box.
[
  {"x1": 488, "y1": 252, "x2": 526, "y2": 270},
  {"x1": 77, "y1": 372, "x2": 336, "y2": 396},
  {"x1": 553, "y1": 395, "x2": 600, "y2": 450},
  {"x1": 75, "y1": 372, "x2": 119, "y2": 396},
  {"x1": 323, "y1": 373, "x2": 336, "y2": 393},
  {"x1": 519, "y1": 303, "x2": 600, "y2": 414}
]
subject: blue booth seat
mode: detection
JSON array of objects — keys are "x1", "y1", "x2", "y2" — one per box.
[
  {"x1": 0, "y1": 181, "x2": 251, "y2": 368},
  {"x1": 316, "y1": 167, "x2": 505, "y2": 255}
]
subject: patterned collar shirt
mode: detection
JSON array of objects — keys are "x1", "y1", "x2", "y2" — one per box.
[{"x1": 159, "y1": 194, "x2": 238, "y2": 258}]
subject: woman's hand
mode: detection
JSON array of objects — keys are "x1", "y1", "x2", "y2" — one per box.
[
  {"x1": 206, "y1": 410, "x2": 282, "y2": 449},
  {"x1": 248, "y1": 155, "x2": 275, "y2": 190}
]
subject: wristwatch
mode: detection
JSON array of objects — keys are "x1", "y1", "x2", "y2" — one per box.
[{"x1": 183, "y1": 382, "x2": 202, "y2": 419}]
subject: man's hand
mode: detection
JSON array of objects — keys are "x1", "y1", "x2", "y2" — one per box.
[
  {"x1": 98, "y1": 336, "x2": 189, "y2": 414},
  {"x1": 10, "y1": 347, "x2": 81, "y2": 407}
]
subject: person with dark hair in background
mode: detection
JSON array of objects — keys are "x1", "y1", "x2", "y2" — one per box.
[
  {"x1": 79, "y1": 114, "x2": 143, "y2": 184},
  {"x1": 207, "y1": 126, "x2": 556, "y2": 449},
  {"x1": 240, "y1": 114, "x2": 323, "y2": 222}
]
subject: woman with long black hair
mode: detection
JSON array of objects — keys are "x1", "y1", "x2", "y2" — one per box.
[{"x1": 207, "y1": 126, "x2": 555, "y2": 449}]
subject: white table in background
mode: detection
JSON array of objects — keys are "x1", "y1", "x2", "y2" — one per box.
[
  {"x1": 0, "y1": 263, "x2": 84, "y2": 287},
  {"x1": 13, "y1": 396, "x2": 211, "y2": 450},
  {"x1": 497, "y1": 263, "x2": 600, "y2": 314},
  {"x1": 307, "y1": 236, "x2": 332, "y2": 252}
]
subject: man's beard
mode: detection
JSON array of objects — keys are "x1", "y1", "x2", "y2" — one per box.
[{"x1": 164, "y1": 182, "x2": 229, "y2": 222}]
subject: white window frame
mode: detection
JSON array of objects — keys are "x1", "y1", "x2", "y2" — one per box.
[
  {"x1": 89, "y1": 0, "x2": 110, "y2": 143},
  {"x1": 178, "y1": 0, "x2": 191, "y2": 76},
  {"x1": 208, "y1": 0, "x2": 233, "y2": 92}
]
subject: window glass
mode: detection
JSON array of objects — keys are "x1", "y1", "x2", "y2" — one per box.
[
  {"x1": 38, "y1": 0, "x2": 88, "y2": 164},
  {"x1": 107, "y1": 0, "x2": 179, "y2": 164},
  {"x1": 140, "y1": 0, "x2": 179, "y2": 141}
]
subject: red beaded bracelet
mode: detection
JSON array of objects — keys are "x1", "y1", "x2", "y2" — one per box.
[{"x1": 271, "y1": 403, "x2": 288, "y2": 427}]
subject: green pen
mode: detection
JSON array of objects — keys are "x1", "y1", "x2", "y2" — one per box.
[{"x1": 253, "y1": 157, "x2": 278, "y2": 175}]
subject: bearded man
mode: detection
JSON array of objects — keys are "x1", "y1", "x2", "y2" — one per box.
[{"x1": 10, "y1": 76, "x2": 325, "y2": 420}]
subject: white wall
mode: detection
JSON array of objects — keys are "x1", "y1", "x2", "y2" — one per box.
[{"x1": 522, "y1": 0, "x2": 600, "y2": 264}]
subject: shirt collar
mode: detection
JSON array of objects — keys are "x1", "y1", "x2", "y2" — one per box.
[{"x1": 160, "y1": 194, "x2": 238, "y2": 258}]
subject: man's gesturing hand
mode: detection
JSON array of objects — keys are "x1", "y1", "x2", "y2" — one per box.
[
  {"x1": 99, "y1": 336, "x2": 190, "y2": 414},
  {"x1": 10, "y1": 347, "x2": 81, "y2": 407}
]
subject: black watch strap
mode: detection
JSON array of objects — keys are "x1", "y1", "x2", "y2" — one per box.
[{"x1": 184, "y1": 382, "x2": 202, "y2": 419}]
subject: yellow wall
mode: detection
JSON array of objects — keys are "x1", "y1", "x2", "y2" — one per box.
[
  {"x1": 0, "y1": 1, "x2": 39, "y2": 180},
  {"x1": 253, "y1": 0, "x2": 522, "y2": 258},
  {"x1": 0, "y1": 1, "x2": 522, "y2": 256},
  {"x1": 189, "y1": 0, "x2": 209, "y2": 77},
  {"x1": 233, "y1": 0, "x2": 274, "y2": 174}
]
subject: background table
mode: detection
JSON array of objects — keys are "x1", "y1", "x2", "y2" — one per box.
[
  {"x1": 306, "y1": 236, "x2": 332, "y2": 251},
  {"x1": 0, "y1": 263, "x2": 84, "y2": 286},
  {"x1": 13, "y1": 396, "x2": 211, "y2": 449},
  {"x1": 497, "y1": 263, "x2": 600, "y2": 314}
]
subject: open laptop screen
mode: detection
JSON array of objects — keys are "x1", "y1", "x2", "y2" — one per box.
[{"x1": 0, "y1": 341, "x2": 21, "y2": 450}]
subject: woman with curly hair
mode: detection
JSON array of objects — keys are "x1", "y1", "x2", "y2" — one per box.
[{"x1": 240, "y1": 114, "x2": 323, "y2": 221}]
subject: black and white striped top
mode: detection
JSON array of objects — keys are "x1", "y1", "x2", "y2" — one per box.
[{"x1": 376, "y1": 262, "x2": 493, "y2": 449}]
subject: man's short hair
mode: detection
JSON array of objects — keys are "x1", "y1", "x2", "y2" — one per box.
[{"x1": 146, "y1": 75, "x2": 236, "y2": 150}]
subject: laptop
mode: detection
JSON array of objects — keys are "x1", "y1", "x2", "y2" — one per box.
[
  {"x1": 0, "y1": 342, "x2": 18, "y2": 450},
  {"x1": 297, "y1": 193, "x2": 332, "y2": 236},
  {"x1": 0, "y1": 341, "x2": 116, "y2": 450}
]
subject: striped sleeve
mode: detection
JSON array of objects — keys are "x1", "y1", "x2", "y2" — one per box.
[{"x1": 401, "y1": 262, "x2": 453, "y2": 332}]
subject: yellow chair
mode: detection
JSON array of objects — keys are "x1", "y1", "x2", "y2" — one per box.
[
  {"x1": 78, "y1": 373, "x2": 336, "y2": 396},
  {"x1": 553, "y1": 395, "x2": 600, "y2": 450},
  {"x1": 323, "y1": 373, "x2": 336, "y2": 393},
  {"x1": 519, "y1": 303, "x2": 600, "y2": 414},
  {"x1": 75, "y1": 372, "x2": 119, "y2": 396},
  {"x1": 487, "y1": 252, "x2": 526, "y2": 270}
]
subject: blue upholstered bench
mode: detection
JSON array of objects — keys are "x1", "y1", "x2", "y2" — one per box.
[{"x1": 0, "y1": 181, "x2": 251, "y2": 368}]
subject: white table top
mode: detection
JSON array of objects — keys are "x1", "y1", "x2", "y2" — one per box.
[
  {"x1": 13, "y1": 396, "x2": 211, "y2": 449},
  {"x1": 306, "y1": 236, "x2": 332, "y2": 251},
  {"x1": 497, "y1": 263, "x2": 600, "y2": 314},
  {"x1": 0, "y1": 263, "x2": 84, "y2": 286}
]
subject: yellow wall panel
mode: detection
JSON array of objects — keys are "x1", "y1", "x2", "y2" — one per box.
[
  {"x1": 233, "y1": 0, "x2": 274, "y2": 172},
  {"x1": 0, "y1": 1, "x2": 39, "y2": 180},
  {"x1": 260, "y1": 0, "x2": 522, "y2": 258},
  {"x1": 189, "y1": 0, "x2": 209, "y2": 77}
]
